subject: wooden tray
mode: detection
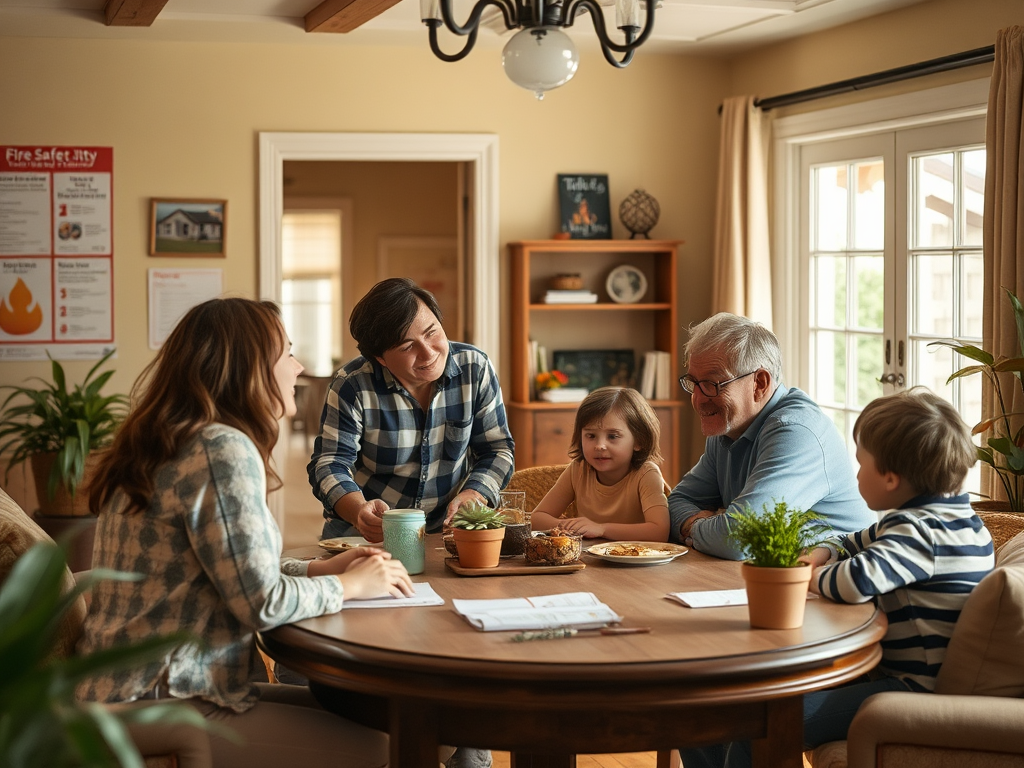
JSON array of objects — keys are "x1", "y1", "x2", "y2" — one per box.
[{"x1": 445, "y1": 557, "x2": 586, "y2": 577}]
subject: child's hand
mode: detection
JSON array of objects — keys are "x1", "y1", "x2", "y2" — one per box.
[
  {"x1": 308, "y1": 546, "x2": 389, "y2": 576},
  {"x1": 559, "y1": 517, "x2": 605, "y2": 538},
  {"x1": 798, "y1": 546, "x2": 832, "y2": 568}
]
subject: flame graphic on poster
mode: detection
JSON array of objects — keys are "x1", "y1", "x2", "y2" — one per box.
[{"x1": 0, "y1": 278, "x2": 44, "y2": 335}]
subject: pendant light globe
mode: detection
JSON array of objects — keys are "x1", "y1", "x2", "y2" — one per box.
[{"x1": 502, "y1": 27, "x2": 579, "y2": 100}]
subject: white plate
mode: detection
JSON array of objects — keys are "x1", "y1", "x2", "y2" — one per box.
[
  {"x1": 606, "y1": 265, "x2": 648, "y2": 304},
  {"x1": 318, "y1": 536, "x2": 373, "y2": 553},
  {"x1": 586, "y1": 541, "x2": 688, "y2": 566}
]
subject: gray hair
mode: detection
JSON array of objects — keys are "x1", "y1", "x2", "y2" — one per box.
[{"x1": 685, "y1": 313, "x2": 783, "y2": 382}]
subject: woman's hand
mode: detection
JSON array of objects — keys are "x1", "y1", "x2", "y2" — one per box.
[
  {"x1": 338, "y1": 553, "x2": 415, "y2": 601},
  {"x1": 307, "y1": 545, "x2": 389, "y2": 577},
  {"x1": 558, "y1": 517, "x2": 605, "y2": 538}
]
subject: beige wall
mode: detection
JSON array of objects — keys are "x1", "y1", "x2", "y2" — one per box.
[{"x1": 0, "y1": 0, "x2": 1019, "y2": 497}]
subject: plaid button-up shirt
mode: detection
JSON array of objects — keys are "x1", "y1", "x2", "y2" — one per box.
[{"x1": 308, "y1": 342, "x2": 515, "y2": 533}]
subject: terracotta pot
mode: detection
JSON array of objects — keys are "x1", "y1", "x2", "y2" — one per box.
[
  {"x1": 741, "y1": 562, "x2": 813, "y2": 630},
  {"x1": 452, "y1": 527, "x2": 506, "y2": 568},
  {"x1": 30, "y1": 450, "x2": 103, "y2": 518}
]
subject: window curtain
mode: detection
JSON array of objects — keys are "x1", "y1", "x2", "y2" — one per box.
[
  {"x1": 983, "y1": 25, "x2": 1024, "y2": 503},
  {"x1": 711, "y1": 96, "x2": 772, "y2": 328}
]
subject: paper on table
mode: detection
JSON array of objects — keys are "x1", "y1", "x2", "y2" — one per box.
[
  {"x1": 666, "y1": 590, "x2": 818, "y2": 608},
  {"x1": 453, "y1": 591, "x2": 623, "y2": 632},
  {"x1": 343, "y1": 582, "x2": 444, "y2": 609}
]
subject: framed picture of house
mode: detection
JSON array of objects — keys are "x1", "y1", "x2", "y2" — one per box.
[{"x1": 149, "y1": 198, "x2": 227, "y2": 256}]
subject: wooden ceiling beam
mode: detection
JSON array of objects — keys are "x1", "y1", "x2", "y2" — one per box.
[
  {"x1": 305, "y1": 0, "x2": 406, "y2": 33},
  {"x1": 104, "y1": 0, "x2": 171, "y2": 27}
]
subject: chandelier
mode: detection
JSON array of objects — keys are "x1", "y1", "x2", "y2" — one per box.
[{"x1": 420, "y1": 0, "x2": 657, "y2": 99}]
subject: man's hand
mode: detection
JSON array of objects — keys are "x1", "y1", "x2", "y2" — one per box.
[
  {"x1": 444, "y1": 489, "x2": 487, "y2": 526},
  {"x1": 356, "y1": 499, "x2": 389, "y2": 542},
  {"x1": 679, "y1": 509, "x2": 718, "y2": 542}
]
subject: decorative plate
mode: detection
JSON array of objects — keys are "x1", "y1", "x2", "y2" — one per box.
[
  {"x1": 586, "y1": 541, "x2": 688, "y2": 566},
  {"x1": 606, "y1": 265, "x2": 648, "y2": 304}
]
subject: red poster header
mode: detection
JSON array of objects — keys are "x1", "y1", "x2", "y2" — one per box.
[{"x1": 1, "y1": 146, "x2": 113, "y2": 173}]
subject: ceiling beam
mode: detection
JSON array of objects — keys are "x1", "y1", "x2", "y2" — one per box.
[
  {"x1": 305, "y1": 0, "x2": 405, "y2": 33},
  {"x1": 104, "y1": 0, "x2": 170, "y2": 26}
]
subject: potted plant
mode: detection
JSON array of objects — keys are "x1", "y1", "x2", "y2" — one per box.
[
  {"x1": 728, "y1": 500, "x2": 831, "y2": 629},
  {"x1": 0, "y1": 539, "x2": 211, "y2": 768},
  {"x1": 449, "y1": 500, "x2": 508, "y2": 568},
  {"x1": 930, "y1": 287, "x2": 1024, "y2": 512}
]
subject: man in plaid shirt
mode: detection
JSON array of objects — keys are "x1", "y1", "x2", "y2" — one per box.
[{"x1": 309, "y1": 278, "x2": 515, "y2": 542}]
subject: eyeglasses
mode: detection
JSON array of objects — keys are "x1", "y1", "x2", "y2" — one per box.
[{"x1": 678, "y1": 370, "x2": 757, "y2": 398}]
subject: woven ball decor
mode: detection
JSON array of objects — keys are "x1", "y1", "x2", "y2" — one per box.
[{"x1": 619, "y1": 189, "x2": 660, "y2": 239}]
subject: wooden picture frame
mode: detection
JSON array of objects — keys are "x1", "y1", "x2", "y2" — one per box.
[{"x1": 149, "y1": 198, "x2": 227, "y2": 257}]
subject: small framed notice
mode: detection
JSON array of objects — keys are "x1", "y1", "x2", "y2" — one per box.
[{"x1": 557, "y1": 174, "x2": 611, "y2": 240}]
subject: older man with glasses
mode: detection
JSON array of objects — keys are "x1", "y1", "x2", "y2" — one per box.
[{"x1": 669, "y1": 313, "x2": 872, "y2": 560}]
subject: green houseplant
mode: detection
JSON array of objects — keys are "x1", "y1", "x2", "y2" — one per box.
[
  {"x1": 0, "y1": 539, "x2": 211, "y2": 768},
  {"x1": 728, "y1": 501, "x2": 832, "y2": 629},
  {"x1": 0, "y1": 351, "x2": 128, "y2": 515},
  {"x1": 930, "y1": 287, "x2": 1024, "y2": 512},
  {"x1": 449, "y1": 500, "x2": 508, "y2": 569}
]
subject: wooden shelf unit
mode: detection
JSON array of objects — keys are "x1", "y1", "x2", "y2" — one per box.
[{"x1": 507, "y1": 239, "x2": 683, "y2": 483}]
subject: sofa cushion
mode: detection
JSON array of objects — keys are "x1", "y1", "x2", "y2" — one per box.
[
  {"x1": 934, "y1": 531, "x2": 1024, "y2": 696},
  {"x1": 0, "y1": 486, "x2": 87, "y2": 659}
]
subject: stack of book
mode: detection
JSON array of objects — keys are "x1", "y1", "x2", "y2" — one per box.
[
  {"x1": 638, "y1": 350, "x2": 672, "y2": 401},
  {"x1": 543, "y1": 289, "x2": 598, "y2": 304}
]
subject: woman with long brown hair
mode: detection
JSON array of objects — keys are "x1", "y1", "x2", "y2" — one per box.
[{"x1": 78, "y1": 297, "x2": 411, "y2": 768}]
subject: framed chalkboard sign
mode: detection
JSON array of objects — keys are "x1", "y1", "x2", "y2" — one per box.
[
  {"x1": 557, "y1": 174, "x2": 611, "y2": 239},
  {"x1": 553, "y1": 349, "x2": 635, "y2": 391}
]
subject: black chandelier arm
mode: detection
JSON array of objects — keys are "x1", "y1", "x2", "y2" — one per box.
[
  {"x1": 560, "y1": 0, "x2": 656, "y2": 54},
  {"x1": 425, "y1": 19, "x2": 481, "y2": 62},
  {"x1": 438, "y1": 0, "x2": 517, "y2": 36}
]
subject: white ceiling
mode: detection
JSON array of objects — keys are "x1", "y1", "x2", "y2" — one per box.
[{"x1": 0, "y1": 0, "x2": 929, "y2": 54}]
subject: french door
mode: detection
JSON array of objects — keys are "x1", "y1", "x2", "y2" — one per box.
[{"x1": 797, "y1": 117, "x2": 985, "y2": 492}]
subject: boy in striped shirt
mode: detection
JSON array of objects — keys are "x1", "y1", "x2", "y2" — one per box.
[{"x1": 801, "y1": 386, "x2": 994, "y2": 747}]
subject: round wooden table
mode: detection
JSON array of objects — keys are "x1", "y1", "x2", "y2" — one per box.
[{"x1": 259, "y1": 537, "x2": 885, "y2": 768}]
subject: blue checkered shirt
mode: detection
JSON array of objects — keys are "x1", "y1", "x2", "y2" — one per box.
[{"x1": 308, "y1": 342, "x2": 515, "y2": 533}]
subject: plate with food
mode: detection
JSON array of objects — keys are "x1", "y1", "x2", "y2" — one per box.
[
  {"x1": 586, "y1": 541, "x2": 688, "y2": 566},
  {"x1": 318, "y1": 536, "x2": 373, "y2": 553}
]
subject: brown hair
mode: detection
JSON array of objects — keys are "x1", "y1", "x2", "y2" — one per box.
[
  {"x1": 349, "y1": 277, "x2": 443, "y2": 360},
  {"x1": 567, "y1": 387, "x2": 663, "y2": 470},
  {"x1": 853, "y1": 386, "x2": 976, "y2": 496},
  {"x1": 90, "y1": 298, "x2": 287, "y2": 514}
]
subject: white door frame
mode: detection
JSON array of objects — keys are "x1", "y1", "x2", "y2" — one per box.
[{"x1": 258, "y1": 132, "x2": 500, "y2": 367}]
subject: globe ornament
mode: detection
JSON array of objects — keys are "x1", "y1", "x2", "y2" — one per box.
[{"x1": 619, "y1": 189, "x2": 660, "y2": 239}]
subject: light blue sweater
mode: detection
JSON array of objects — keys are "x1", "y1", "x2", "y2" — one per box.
[{"x1": 668, "y1": 385, "x2": 873, "y2": 560}]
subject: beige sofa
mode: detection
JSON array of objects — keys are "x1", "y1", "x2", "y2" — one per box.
[{"x1": 844, "y1": 528, "x2": 1024, "y2": 767}]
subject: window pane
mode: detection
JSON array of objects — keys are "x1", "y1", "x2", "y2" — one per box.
[
  {"x1": 962, "y1": 252, "x2": 984, "y2": 338},
  {"x1": 915, "y1": 153, "x2": 954, "y2": 248},
  {"x1": 814, "y1": 330, "x2": 846, "y2": 406},
  {"x1": 912, "y1": 253, "x2": 954, "y2": 336},
  {"x1": 854, "y1": 334, "x2": 884, "y2": 407},
  {"x1": 815, "y1": 165, "x2": 848, "y2": 251},
  {"x1": 914, "y1": 340, "x2": 953, "y2": 400},
  {"x1": 962, "y1": 149, "x2": 986, "y2": 247},
  {"x1": 852, "y1": 256, "x2": 884, "y2": 329},
  {"x1": 821, "y1": 407, "x2": 848, "y2": 446},
  {"x1": 853, "y1": 160, "x2": 884, "y2": 250},
  {"x1": 814, "y1": 256, "x2": 846, "y2": 327}
]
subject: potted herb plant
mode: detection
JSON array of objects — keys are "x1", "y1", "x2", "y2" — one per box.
[
  {"x1": 930, "y1": 287, "x2": 1024, "y2": 512},
  {"x1": 0, "y1": 539, "x2": 212, "y2": 768},
  {"x1": 449, "y1": 500, "x2": 508, "y2": 568},
  {"x1": 728, "y1": 500, "x2": 831, "y2": 629}
]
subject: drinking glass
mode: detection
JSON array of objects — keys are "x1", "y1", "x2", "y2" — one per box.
[{"x1": 499, "y1": 490, "x2": 527, "y2": 527}]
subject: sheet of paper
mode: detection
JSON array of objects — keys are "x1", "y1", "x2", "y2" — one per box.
[
  {"x1": 452, "y1": 591, "x2": 623, "y2": 632},
  {"x1": 343, "y1": 581, "x2": 444, "y2": 609},
  {"x1": 666, "y1": 590, "x2": 817, "y2": 608}
]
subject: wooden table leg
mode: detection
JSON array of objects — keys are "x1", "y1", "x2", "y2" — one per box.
[
  {"x1": 751, "y1": 696, "x2": 803, "y2": 768},
  {"x1": 390, "y1": 698, "x2": 441, "y2": 768}
]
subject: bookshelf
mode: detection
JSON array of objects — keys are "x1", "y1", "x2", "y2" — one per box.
[{"x1": 507, "y1": 239, "x2": 683, "y2": 483}]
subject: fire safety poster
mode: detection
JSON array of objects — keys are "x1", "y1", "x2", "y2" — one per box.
[{"x1": 0, "y1": 145, "x2": 115, "y2": 361}]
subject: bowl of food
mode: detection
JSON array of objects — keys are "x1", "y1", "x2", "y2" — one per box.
[{"x1": 524, "y1": 527, "x2": 583, "y2": 565}]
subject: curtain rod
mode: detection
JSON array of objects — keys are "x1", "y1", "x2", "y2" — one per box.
[{"x1": 723, "y1": 45, "x2": 995, "y2": 113}]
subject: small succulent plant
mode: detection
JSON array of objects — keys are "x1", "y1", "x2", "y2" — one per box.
[{"x1": 449, "y1": 500, "x2": 509, "y2": 530}]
